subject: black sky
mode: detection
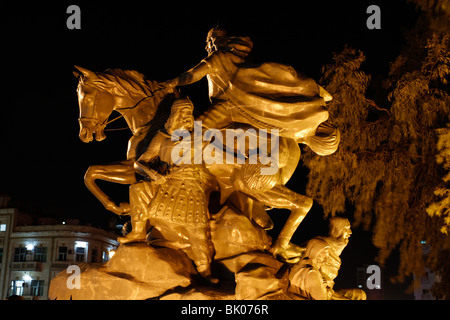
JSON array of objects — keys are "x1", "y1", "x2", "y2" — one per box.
[{"x1": 1, "y1": 1, "x2": 419, "y2": 298}]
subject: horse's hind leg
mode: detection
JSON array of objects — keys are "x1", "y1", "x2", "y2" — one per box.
[
  {"x1": 270, "y1": 193, "x2": 313, "y2": 263},
  {"x1": 249, "y1": 185, "x2": 313, "y2": 263}
]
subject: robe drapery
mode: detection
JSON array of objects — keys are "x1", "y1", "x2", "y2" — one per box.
[{"x1": 202, "y1": 40, "x2": 330, "y2": 143}]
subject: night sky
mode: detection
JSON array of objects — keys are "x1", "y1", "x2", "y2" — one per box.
[{"x1": 1, "y1": 1, "x2": 419, "y2": 298}]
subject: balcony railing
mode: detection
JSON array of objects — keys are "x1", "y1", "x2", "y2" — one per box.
[
  {"x1": 10, "y1": 261, "x2": 41, "y2": 271},
  {"x1": 51, "y1": 262, "x2": 71, "y2": 270}
]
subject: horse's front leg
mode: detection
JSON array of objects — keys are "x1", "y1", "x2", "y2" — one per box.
[{"x1": 84, "y1": 159, "x2": 137, "y2": 215}]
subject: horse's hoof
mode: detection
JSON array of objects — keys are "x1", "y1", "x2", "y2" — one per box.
[{"x1": 269, "y1": 242, "x2": 305, "y2": 264}]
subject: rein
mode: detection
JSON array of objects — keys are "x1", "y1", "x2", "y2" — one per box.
[
  {"x1": 102, "y1": 94, "x2": 156, "y2": 131},
  {"x1": 80, "y1": 89, "x2": 159, "y2": 132},
  {"x1": 79, "y1": 84, "x2": 177, "y2": 132},
  {"x1": 103, "y1": 86, "x2": 179, "y2": 131}
]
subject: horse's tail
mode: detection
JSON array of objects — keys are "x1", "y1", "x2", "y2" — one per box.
[{"x1": 303, "y1": 121, "x2": 340, "y2": 156}]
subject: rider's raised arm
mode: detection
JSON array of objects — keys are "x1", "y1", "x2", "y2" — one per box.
[{"x1": 170, "y1": 59, "x2": 213, "y2": 87}]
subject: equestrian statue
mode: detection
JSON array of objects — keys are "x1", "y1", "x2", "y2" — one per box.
[{"x1": 49, "y1": 27, "x2": 365, "y2": 300}]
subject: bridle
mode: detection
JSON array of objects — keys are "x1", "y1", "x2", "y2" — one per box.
[
  {"x1": 78, "y1": 84, "x2": 177, "y2": 132},
  {"x1": 77, "y1": 86, "x2": 146, "y2": 132},
  {"x1": 78, "y1": 87, "x2": 105, "y2": 132}
]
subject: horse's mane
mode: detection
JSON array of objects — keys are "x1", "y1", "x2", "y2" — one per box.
[{"x1": 85, "y1": 69, "x2": 159, "y2": 100}]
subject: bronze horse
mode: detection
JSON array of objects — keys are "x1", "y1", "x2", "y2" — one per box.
[{"x1": 74, "y1": 66, "x2": 176, "y2": 215}]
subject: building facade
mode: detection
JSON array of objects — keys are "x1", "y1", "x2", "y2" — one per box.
[
  {"x1": 413, "y1": 242, "x2": 439, "y2": 300},
  {"x1": 0, "y1": 207, "x2": 118, "y2": 300}
]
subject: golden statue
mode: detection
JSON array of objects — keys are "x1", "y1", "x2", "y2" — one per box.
[
  {"x1": 54, "y1": 28, "x2": 369, "y2": 301},
  {"x1": 73, "y1": 66, "x2": 176, "y2": 216},
  {"x1": 289, "y1": 217, "x2": 366, "y2": 300},
  {"x1": 122, "y1": 98, "x2": 218, "y2": 282},
  {"x1": 163, "y1": 27, "x2": 336, "y2": 144},
  {"x1": 288, "y1": 238, "x2": 334, "y2": 299},
  {"x1": 162, "y1": 27, "x2": 339, "y2": 262}
]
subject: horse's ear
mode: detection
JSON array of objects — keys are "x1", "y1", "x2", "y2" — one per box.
[{"x1": 74, "y1": 65, "x2": 94, "y2": 78}]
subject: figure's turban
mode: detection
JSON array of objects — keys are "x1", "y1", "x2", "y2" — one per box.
[{"x1": 206, "y1": 27, "x2": 227, "y2": 42}]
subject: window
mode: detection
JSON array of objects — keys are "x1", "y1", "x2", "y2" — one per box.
[
  {"x1": 34, "y1": 247, "x2": 47, "y2": 262},
  {"x1": 0, "y1": 248, "x2": 3, "y2": 263},
  {"x1": 58, "y1": 246, "x2": 68, "y2": 261},
  {"x1": 10, "y1": 280, "x2": 24, "y2": 296},
  {"x1": 30, "y1": 280, "x2": 44, "y2": 296},
  {"x1": 75, "y1": 241, "x2": 88, "y2": 263},
  {"x1": 14, "y1": 247, "x2": 26, "y2": 262},
  {"x1": 0, "y1": 224, "x2": 6, "y2": 231},
  {"x1": 75, "y1": 247, "x2": 86, "y2": 262}
]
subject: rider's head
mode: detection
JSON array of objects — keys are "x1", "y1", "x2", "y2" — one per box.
[
  {"x1": 165, "y1": 98, "x2": 195, "y2": 134},
  {"x1": 205, "y1": 27, "x2": 227, "y2": 54}
]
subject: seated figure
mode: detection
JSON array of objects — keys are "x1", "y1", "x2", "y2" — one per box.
[{"x1": 289, "y1": 217, "x2": 366, "y2": 300}]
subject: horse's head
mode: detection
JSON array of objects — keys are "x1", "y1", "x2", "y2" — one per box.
[{"x1": 73, "y1": 66, "x2": 114, "y2": 143}]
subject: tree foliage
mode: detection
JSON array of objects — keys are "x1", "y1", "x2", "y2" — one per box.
[
  {"x1": 427, "y1": 123, "x2": 450, "y2": 235},
  {"x1": 408, "y1": 0, "x2": 450, "y2": 16},
  {"x1": 303, "y1": 33, "x2": 450, "y2": 283}
]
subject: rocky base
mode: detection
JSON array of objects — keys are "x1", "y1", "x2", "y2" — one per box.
[
  {"x1": 49, "y1": 237, "x2": 366, "y2": 300},
  {"x1": 49, "y1": 241, "x2": 292, "y2": 300},
  {"x1": 49, "y1": 243, "x2": 197, "y2": 300}
]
